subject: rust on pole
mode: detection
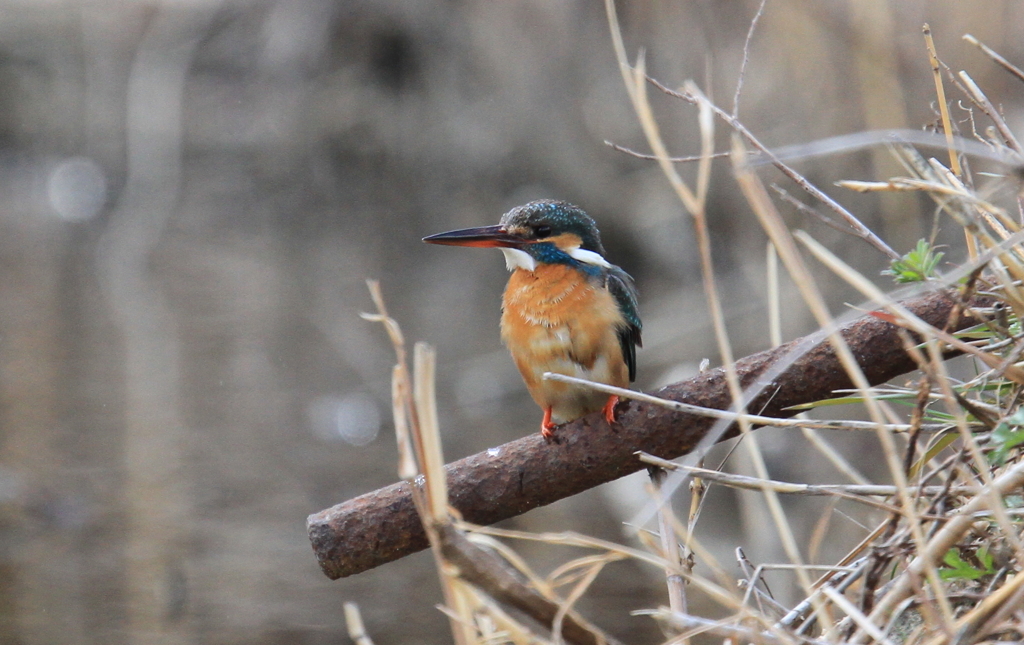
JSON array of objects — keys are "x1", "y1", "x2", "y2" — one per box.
[{"x1": 308, "y1": 290, "x2": 990, "y2": 579}]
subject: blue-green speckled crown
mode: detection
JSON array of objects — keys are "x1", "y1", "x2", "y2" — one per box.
[{"x1": 499, "y1": 200, "x2": 606, "y2": 256}]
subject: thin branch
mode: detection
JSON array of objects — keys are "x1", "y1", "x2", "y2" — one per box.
[
  {"x1": 753, "y1": 129, "x2": 1019, "y2": 167},
  {"x1": 958, "y1": 70, "x2": 1024, "y2": 155},
  {"x1": 821, "y1": 586, "x2": 897, "y2": 645},
  {"x1": 637, "y1": 456, "x2": 978, "y2": 501},
  {"x1": 648, "y1": 467, "x2": 687, "y2": 618},
  {"x1": 542, "y1": 372, "x2": 955, "y2": 434},
  {"x1": 772, "y1": 184, "x2": 854, "y2": 237},
  {"x1": 923, "y1": 24, "x2": 963, "y2": 178},
  {"x1": 604, "y1": 140, "x2": 732, "y2": 163},
  {"x1": 778, "y1": 557, "x2": 871, "y2": 630},
  {"x1": 963, "y1": 34, "x2": 1024, "y2": 84},
  {"x1": 732, "y1": 0, "x2": 767, "y2": 117}
]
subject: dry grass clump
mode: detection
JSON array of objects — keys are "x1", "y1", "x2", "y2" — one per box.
[{"x1": 345, "y1": 5, "x2": 1024, "y2": 644}]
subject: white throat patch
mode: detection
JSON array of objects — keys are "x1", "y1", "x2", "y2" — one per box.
[
  {"x1": 567, "y1": 247, "x2": 612, "y2": 268},
  {"x1": 501, "y1": 248, "x2": 537, "y2": 272}
]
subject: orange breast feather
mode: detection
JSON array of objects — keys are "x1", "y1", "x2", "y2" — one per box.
[{"x1": 500, "y1": 264, "x2": 628, "y2": 423}]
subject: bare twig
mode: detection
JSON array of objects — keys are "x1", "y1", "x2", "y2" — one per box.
[
  {"x1": 636, "y1": 456, "x2": 977, "y2": 501},
  {"x1": 958, "y1": 71, "x2": 1024, "y2": 155},
  {"x1": 963, "y1": 34, "x2": 1024, "y2": 84},
  {"x1": 778, "y1": 558, "x2": 870, "y2": 630},
  {"x1": 604, "y1": 140, "x2": 732, "y2": 163},
  {"x1": 648, "y1": 467, "x2": 687, "y2": 618},
  {"x1": 732, "y1": 0, "x2": 767, "y2": 117},
  {"x1": 544, "y1": 373, "x2": 954, "y2": 434},
  {"x1": 772, "y1": 184, "x2": 855, "y2": 237},
  {"x1": 754, "y1": 129, "x2": 1020, "y2": 167},
  {"x1": 923, "y1": 24, "x2": 963, "y2": 177},
  {"x1": 821, "y1": 586, "x2": 897, "y2": 645},
  {"x1": 736, "y1": 548, "x2": 782, "y2": 617}
]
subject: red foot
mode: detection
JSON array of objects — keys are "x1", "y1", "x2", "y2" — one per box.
[
  {"x1": 540, "y1": 407, "x2": 557, "y2": 441},
  {"x1": 602, "y1": 395, "x2": 620, "y2": 425}
]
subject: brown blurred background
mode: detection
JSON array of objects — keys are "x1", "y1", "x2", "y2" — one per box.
[{"x1": 0, "y1": 0, "x2": 1022, "y2": 643}]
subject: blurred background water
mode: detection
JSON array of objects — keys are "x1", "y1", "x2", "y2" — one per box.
[{"x1": 0, "y1": 1, "x2": 1022, "y2": 642}]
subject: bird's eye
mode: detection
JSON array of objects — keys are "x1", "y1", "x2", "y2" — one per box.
[{"x1": 533, "y1": 225, "x2": 552, "y2": 239}]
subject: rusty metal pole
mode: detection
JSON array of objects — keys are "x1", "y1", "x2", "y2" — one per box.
[{"x1": 308, "y1": 290, "x2": 988, "y2": 579}]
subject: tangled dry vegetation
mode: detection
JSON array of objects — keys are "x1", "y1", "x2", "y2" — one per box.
[{"x1": 345, "y1": 4, "x2": 1024, "y2": 645}]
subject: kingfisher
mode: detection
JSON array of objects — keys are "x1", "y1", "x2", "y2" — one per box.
[{"x1": 423, "y1": 200, "x2": 641, "y2": 440}]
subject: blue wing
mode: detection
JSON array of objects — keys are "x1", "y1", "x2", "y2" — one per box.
[{"x1": 605, "y1": 267, "x2": 642, "y2": 382}]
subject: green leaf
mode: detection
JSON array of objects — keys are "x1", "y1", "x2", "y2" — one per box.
[
  {"x1": 882, "y1": 239, "x2": 945, "y2": 284},
  {"x1": 977, "y1": 546, "x2": 994, "y2": 572},
  {"x1": 942, "y1": 548, "x2": 965, "y2": 568},
  {"x1": 990, "y1": 419, "x2": 1024, "y2": 466},
  {"x1": 786, "y1": 392, "x2": 922, "y2": 411},
  {"x1": 1007, "y1": 408, "x2": 1024, "y2": 425},
  {"x1": 940, "y1": 548, "x2": 987, "y2": 580},
  {"x1": 910, "y1": 433, "x2": 958, "y2": 478}
]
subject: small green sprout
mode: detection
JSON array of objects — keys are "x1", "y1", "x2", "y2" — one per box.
[
  {"x1": 990, "y1": 408, "x2": 1024, "y2": 466},
  {"x1": 939, "y1": 546, "x2": 995, "y2": 581},
  {"x1": 883, "y1": 239, "x2": 944, "y2": 283}
]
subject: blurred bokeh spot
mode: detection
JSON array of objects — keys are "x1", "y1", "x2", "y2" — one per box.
[
  {"x1": 306, "y1": 392, "x2": 381, "y2": 446},
  {"x1": 47, "y1": 157, "x2": 106, "y2": 222}
]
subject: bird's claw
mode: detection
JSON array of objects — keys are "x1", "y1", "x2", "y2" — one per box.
[
  {"x1": 541, "y1": 407, "x2": 558, "y2": 443},
  {"x1": 602, "y1": 395, "x2": 620, "y2": 425}
]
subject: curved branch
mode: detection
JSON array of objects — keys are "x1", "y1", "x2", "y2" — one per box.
[{"x1": 308, "y1": 290, "x2": 990, "y2": 579}]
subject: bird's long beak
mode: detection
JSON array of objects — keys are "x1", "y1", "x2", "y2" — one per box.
[{"x1": 422, "y1": 225, "x2": 525, "y2": 248}]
